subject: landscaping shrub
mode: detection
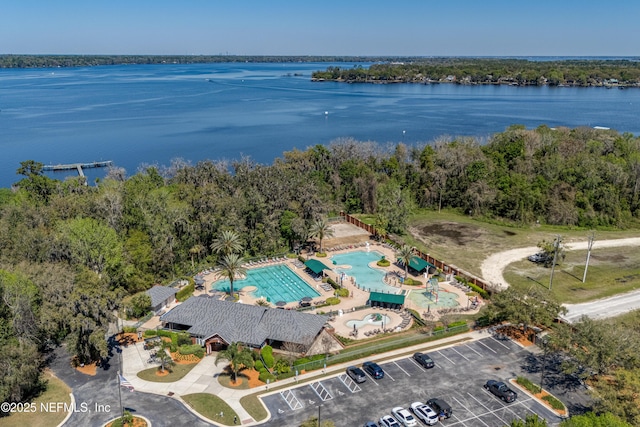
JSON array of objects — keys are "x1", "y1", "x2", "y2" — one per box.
[
  {"x1": 254, "y1": 360, "x2": 264, "y2": 371},
  {"x1": 176, "y1": 282, "x2": 195, "y2": 302},
  {"x1": 433, "y1": 325, "x2": 445, "y2": 332},
  {"x1": 406, "y1": 308, "x2": 425, "y2": 326},
  {"x1": 326, "y1": 278, "x2": 339, "y2": 289},
  {"x1": 178, "y1": 344, "x2": 204, "y2": 359},
  {"x1": 143, "y1": 330, "x2": 157, "y2": 337},
  {"x1": 297, "y1": 255, "x2": 306, "y2": 263},
  {"x1": 177, "y1": 332, "x2": 192, "y2": 346},
  {"x1": 274, "y1": 358, "x2": 290, "y2": 374},
  {"x1": 516, "y1": 376, "x2": 541, "y2": 394},
  {"x1": 261, "y1": 345, "x2": 274, "y2": 368},
  {"x1": 293, "y1": 358, "x2": 309, "y2": 366},
  {"x1": 316, "y1": 252, "x2": 327, "y2": 257},
  {"x1": 448, "y1": 320, "x2": 468, "y2": 329},
  {"x1": 377, "y1": 258, "x2": 390, "y2": 267},
  {"x1": 258, "y1": 370, "x2": 275, "y2": 383},
  {"x1": 335, "y1": 288, "x2": 349, "y2": 297},
  {"x1": 404, "y1": 278, "x2": 423, "y2": 286},
  {"x1": 542, "y1": 395, "x2": 565, "y2": 410},
  {"x1": 326, "y1": 297, "x2": 341, "y2": 305},
  {"x1": 123, "y1": 326, "x2": 138, "y2": 334}
]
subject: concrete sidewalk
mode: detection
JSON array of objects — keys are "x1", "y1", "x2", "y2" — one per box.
[{"x1": 122, "y1": 328, "x2": 493, "y2": 426}]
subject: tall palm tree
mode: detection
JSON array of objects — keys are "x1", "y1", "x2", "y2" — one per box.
[
  {"x1": 211, "y1": 230, "x2": 243, "y2": 256},
  {"x1": 309, "y1": 218, "x2": 334, "y2": 254},
  {"x1": 189, "y1": 243, "x2": 205, "y2": 269},
  {"x1": 397, "y1": 245, "x2": 415, "y2": 279},
  {"x1": 217, "y1": 252, "x2": 246, "y2": 298},
  {"x1": 215, "y1": 342, "x2": 254, "y2": 383}
]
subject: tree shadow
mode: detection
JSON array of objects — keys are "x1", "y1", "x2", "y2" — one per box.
[
  {"x1": 561, "y1": 269, "x2": 583, "y2": 282},
  {"x1": 526, "y1": 276, "x2": 547, "y2": 289}
]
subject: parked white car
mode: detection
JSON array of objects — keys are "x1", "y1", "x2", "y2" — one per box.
[
  {"x1": 379, "y1": 415, "x2": 401, "y2": 427},
  {"x1": 410, "y1": 401, "x2": 439, "y2": 425},
  {"x1": 391, "y1": 407, "x2": 418, "y2": 427}
]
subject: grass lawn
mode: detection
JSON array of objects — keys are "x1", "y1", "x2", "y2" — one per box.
[
  {"x1": 402, "y1": 209, "x2": 640, "y2": 278},
  {"x1": 136, "y1": 363, "x2": 197, "y2": 383},
  {"x1": 240, "y1": 395, "x2": 268, "y2": 422},
  {"x1": 504, "y1": 246, "x2": 640, "y2": 303},
  {"x1": 0, "y1": 370, "x2": 71, "y2": 427},
  {"x1": 182, "y1": 393, "x2": 238, "y2": 426}
]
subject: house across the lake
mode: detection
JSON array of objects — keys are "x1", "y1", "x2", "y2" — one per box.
[{"x1": 160, "y1": 297, "x2": 333, "y2": 355}]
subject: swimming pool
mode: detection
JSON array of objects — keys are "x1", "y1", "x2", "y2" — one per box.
[
  {"x1": 331, "y1": 250, "x2": 397, "y2": 293},
  {"x1": 212, "y1": 264, "x2": 321, "y2": 303},
  {"x1": 346, "y1": 313, "x2": 392, "y2": 329}
]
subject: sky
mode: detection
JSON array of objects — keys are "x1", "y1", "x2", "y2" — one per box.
[{"x1": 2, "y1": 0, "x2": 639, "y2": 57}]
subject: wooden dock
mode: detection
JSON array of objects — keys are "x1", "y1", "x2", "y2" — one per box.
[{"x1": 43, "y1": 161, "x2": 113, "y2": 178}]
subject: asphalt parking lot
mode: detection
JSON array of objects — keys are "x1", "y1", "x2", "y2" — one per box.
[{"x1": 260, "y1": 336, "x2": 566, "y2": 427}]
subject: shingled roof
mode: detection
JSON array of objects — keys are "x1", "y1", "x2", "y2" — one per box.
[
  {"x1": 146, "y1": 285, "x2": 178, "y2": 309},
  {"x1": 160, "y1": 297, "x2": 327, "y2": 347}
]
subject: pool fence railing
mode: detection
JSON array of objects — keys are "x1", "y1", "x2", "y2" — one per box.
[{"x1": 339, "y1": 211, "x2": 491, "y2": 293}]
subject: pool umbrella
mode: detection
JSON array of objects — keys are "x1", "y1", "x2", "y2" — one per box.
[
  {"x1": 275, "y1": 301, "x2": 287, "y2": 307},
  {"x1": 195, "y1": 278, "x2": 205, "y2": 285},
  {"x1": 301, "y1": 296, "x2": 313, "y2": 302}
]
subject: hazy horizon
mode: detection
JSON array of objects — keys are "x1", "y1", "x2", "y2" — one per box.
[{"x1": 3, "y1": 1, "x2": 639, "y2": 57}]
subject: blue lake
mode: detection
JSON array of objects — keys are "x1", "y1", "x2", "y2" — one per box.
[{"x1": 1, "y1": 62, "x2": 639, "y2": 187}]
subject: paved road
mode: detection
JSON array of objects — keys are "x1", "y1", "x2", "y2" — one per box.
[
  {"x1": 49, "y1": 341, "x2": 213, "y2": 427},
  {"x1": 480, "y1": 237, "x2": 640, "y2": 323}
]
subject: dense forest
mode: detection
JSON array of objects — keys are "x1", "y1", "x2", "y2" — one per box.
[
  {"x1": 1, "y1": 125, "x2": 640, "y2": 409},
  {"x1": 312, "y1": 58, "x2": 640, "y2": 86}
]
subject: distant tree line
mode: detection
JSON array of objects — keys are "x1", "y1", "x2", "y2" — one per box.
[
  {"x1": 1, "y1": 125, "x2": 640, "y2": 406},
  {"x1": 312, "y1": 58, "x2": 640, "y2": 87},
  {"x1": 0, "y1": 55, "x2": 401, "y2": 69}
]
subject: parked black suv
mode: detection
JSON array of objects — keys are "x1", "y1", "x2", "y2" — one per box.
[
  {"x1": 362, "y1": 361, "x2": 385, "y2": 379},
  {"x1": 413, "y1": 352, "x2": 435, "y2": 369},
  {"x1": 346, "y1": 366, "x2": 367, "y2": 383},
  {"x1": 427, "y1": 398, "x2": 452, "y2": 419}
]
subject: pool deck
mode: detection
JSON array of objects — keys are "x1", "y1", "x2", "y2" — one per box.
[{"x1": 140, "y1": 241, "x2": 483, "y2": 338}]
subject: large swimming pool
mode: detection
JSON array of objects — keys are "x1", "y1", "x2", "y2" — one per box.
[
  {"x1": 331, "y1": 250, "x2": 397, "y2": 293},
  {"x1": 212, "y1": 264, "x2": 321, "y2": 303}
]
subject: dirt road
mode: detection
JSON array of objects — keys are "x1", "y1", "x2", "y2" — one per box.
[{"x1": 480, "y1": 237, "x2": 640, "y2": 323}]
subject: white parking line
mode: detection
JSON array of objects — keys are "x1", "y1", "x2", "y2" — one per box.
[
  {"x1": 393, "y1": 361, "x2": 410, "y2": 377},
  {"x1": 476, "y1": 340, "x2": 498, "y2": 354},
  {"x1": 464, "y1": 343, "x2": 483, "y2": 356},
  {"x1": 451, "y1": 396, "x2": 491, "y2": 427},
  {"x1": 364, "y1": 372, "x2": 380, "y2": 386},
  {"x1": 385, "y1": 370, "x2": 395, "y2": 382},
  {"x1": 437, "y1": 350, "x2": 456, "y2": 365},
  {"x1": 491, "y1": 336, "x2": 511, "y2": 349},
  {"x1": 450, "y1": 346, "x2": 470, "y2": 361},
  {"x1": 468, "y1": 392, "x2": 510, "y2": 425}
]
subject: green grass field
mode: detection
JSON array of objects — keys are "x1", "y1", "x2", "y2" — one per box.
[
  {"x1": 0, "y1": 371, "x2": 71, "y2": 427},
  {"x1": 403, "y1": 209, "x2": 640, "y2": 277},
  {"x1": 182, "y1": 393, "x2": 238, "y2": 426},
  {"x1": 504, "y1": 247, "x2": 640, "y2": 303},
  {"x1": 136, "y1": 363, "x2": 197, "y2": 383}
]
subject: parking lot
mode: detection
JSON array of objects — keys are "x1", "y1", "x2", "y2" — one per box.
[{"x1": 260, "y1": 336, "x2": 565, "y2": 426}]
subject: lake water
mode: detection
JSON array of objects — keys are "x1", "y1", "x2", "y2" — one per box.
[{"x1": 1, "y1": 62, "x2": 639, "y2": 188}]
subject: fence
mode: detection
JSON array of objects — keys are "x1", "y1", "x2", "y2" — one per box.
[{"x1": 339, "y1": 211, "x2": 490, "y2": 292}]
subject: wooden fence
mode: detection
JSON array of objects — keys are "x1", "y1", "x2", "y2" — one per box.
[{"x1": 339, "y1": 211, "x2": 490, "y2": 292}]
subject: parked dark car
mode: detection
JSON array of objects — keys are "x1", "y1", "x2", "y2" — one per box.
[
  {"x1": 362, "y1": 361, "x2": 385, "y2": 379},
  {"x1": 346, "y1": 366, "x2": 367, "y2": 383},
  {"x1": 413, "y1": 352, "x2": 435, "y2": 369},
  {"x1": 363, "y1": 422, "x2": 378, "y2": 427},
  {"x1": 426, "y1": 398, "x2": 452, "y2": 419},
  {"x1": 484, "y1": 380, "x2": 517, "y2": 403}
]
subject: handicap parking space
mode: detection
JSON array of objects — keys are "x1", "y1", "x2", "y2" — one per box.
[{"x1": 260, "y1": 336, "x2": 567, "y2": 427}]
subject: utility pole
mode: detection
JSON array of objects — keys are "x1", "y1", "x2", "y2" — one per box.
[
  {"x1": 549, "y1": 235, "x2": 562, "y2": 290},
  {"x1": 582, "y1": 232, "x2": 595, "y2": 283}
]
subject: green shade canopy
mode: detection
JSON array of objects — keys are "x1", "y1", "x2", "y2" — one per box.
[
  {"x1": 304, "y1": 259, "x2": 330, "y2": 275},
  {"x1": 398, "y1": 256, "x2": 435, "y2": 273},
  {"x1": 369, "y1": 292, "x2": 405, "y2": 305}
]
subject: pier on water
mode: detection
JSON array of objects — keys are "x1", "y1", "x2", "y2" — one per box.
[{"x1": 42, "y1": 161, "x2": 113, "y2": 179}]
